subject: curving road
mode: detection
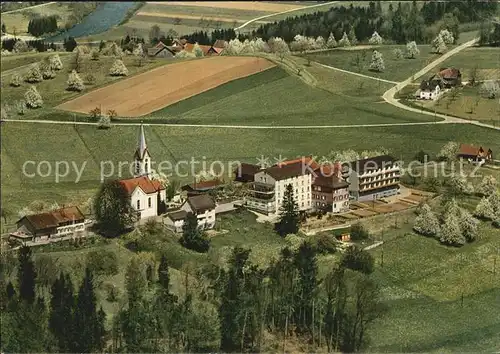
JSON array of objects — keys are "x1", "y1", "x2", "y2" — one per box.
[
  {"x1": 235, "y1": 1, "x2": 339, "y2": 32},
  {"x1": 382, "y1": 37, "x2": 500, "y2": 131}
]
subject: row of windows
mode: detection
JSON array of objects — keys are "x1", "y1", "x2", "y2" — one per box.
[
  {"x1": 362, "y1": 173, "x2": 398, "y2": 183},
  {"x1": 136, "y1": 197, "x2": 152, "y2": 210},
  {"x1": 362, "y1": 179, "x2": 398, "y2": 190}
]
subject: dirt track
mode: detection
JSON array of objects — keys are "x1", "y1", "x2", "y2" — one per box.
[{"x1": 56, "y1": 56, "x2": 275, "y2": 117}]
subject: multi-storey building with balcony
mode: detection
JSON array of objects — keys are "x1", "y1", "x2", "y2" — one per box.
[
  {"x1": 246, "y1": 160, "x2": 312, "y2": 215},
  {"x1": 312, "y1": 163, "x2": 350, "y2": 213},
  {"x1": 342, "y1": 155, "x2": 400, "y2": 201}
]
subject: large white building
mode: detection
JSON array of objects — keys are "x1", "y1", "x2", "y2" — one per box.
[
  {"x1": 119, "y1": 124, "x2": 166, "y2": 220},
  {"x1": 246, "y1": 159, "x2": 312, "y2": 215}
]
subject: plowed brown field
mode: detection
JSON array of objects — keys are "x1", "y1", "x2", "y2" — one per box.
[
  {"x1": 57, "y1": 56, "x2": 275, "y2": 117},
  {"x1": 146, "y1": 1, "x2": 302, "y2": 12}
]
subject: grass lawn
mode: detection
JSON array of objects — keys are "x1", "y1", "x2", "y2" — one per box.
[
  {"x1": 1, "y1": 2, "x2": 74, "y2": 35},
  {"x1": 1, "y1": 52, "x2": 72, "y2": 73},
  {"x1": 408, "y1": 47, "x2": 500, "y2": 125},
  {"x1": 303, "y1": 44, "x2": 443, "y2": 82},
  {"x1": 432, "y1": 46, "x2": 500, "y2": 81},
  {"x1": 367, "y1": 224, "x2": 500, "y2": 352},
  {"x1": 145, "y1": 65, "x2": 436, "y2": 126},
  {"x1": 1, "y1": 53, "x2": 180, "y2": 119},
  {"x1": 2, "y1": 122, "x2": 500, "y2": 224}
]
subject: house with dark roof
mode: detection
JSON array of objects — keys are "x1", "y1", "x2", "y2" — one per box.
[
  {"x1": 147, "y1": 42, "x2": 176, "y2": 58},
  {"x1": 247, "y1": 158, "x2": 313, "y2": 215},
  {"x1": 342, "y1": 155, "x2": 400, "y2": 201},
  {"x1": 312, "y1": 162, "x2": 350, "y2": 213},
  {"x1": 419, "y1": 77, "x2": 444, "y2": 100},
  {"x1": 234, "y1": 163, "x2": 261, "y2": 183},
  {"x1": 457, "y1": 143, "x2": 493, "y2": 164},
  {"x1": 10, "y1": 206, "x2": 87, "y2": 245},
  {"x1": 181, "y1": 179, "x2": 224, "y2": 196},
  {"x1": 165, "y1": 194, "x2": 216, "y2": 232}
]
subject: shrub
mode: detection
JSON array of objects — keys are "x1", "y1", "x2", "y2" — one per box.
[
  {"x1": 66, "y1": 70, "x2": 85, "y2": 92},
  {"x1": 97, "y1": 114, "x2": 111, "y2": 129},
  {"x1": 85, "y1": 73, "x2": 96, "y2": 85},
  {"x1": 13, "y1": 40, "x2": 28, "y2": 53},
  {"x1": 350, "y1": 222, "x2": 370, "y2": 241},
  {"x1": 493, "y1": 219, "x2": 500, "y2": 228},
  {"x1": 314, "y1": 234, "x2": 337, "y2": 254},
  {"x1": 10, "y1": 74, "x2": 21, "y2": 87},
  {"x1": 24, "y1": 63, "x2": 43, "y2": 83},
  {"x1": 24, "y1": 86, "x2": 43, "y2": 108},
  {"x1": 340, "y1": 246, "x2": 374, "y2": 274},
  {"x1": 193, "y1": 42, "x2": 204, "y2": 57},
  {"x1": 89, "y1": 106, "x2": 101, "y2": 121},
  {"x1": 49, "y1": 54, "x2": 63, "y2": 70},
  {"x1": 102, "y1": 281, "x2": 120, "y2": 302},
  {"x1": 176, "y1": 49, "x2": 196, "y2": 59},
  {"x1": 91, "y1": 49, "x2": 100, "y2": 60},
  {"x1": 109, "y1": 59, "x2": 128, "y2": 76},
  {"x1": 15, "y1": 100, "x2": 27, "y2": 115},
  {"x1": 86, "y1": 249, "x2": 119, "y2": 277},
  {"x1": 41, "y1": 62, "x2": 56, "y2": 80},
  {"x1": 393, "y1": 48, "x2": 403, "y2": 60}
]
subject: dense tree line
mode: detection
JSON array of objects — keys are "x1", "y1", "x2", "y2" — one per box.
[
  {"x1": 27, "y1": 15, "x2": 58, "y2": 37},
  {"x1": 1, "y1": 232, "x2": 382, "y2": 352},
  {"x1": 1, "y1": 38, "x2": 56, "y2": 52},
  {"x1": 250, "y1": 0, "x2": 498, "y2": 44},
  {"x1": 1, "y1": 246, "x2": 106, "y2": 352}
]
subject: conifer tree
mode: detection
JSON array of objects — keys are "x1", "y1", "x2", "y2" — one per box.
[
  {"x1": 49, "y1": 272, "x2": 75, "y2": 352},
  {"x1": 275, "y1": 184, "x2": 300, "y2": 237},
  {"x1": 293, "y1": 241, "x2": 318, "y2": 333},
  {"x1": 179, "y1": 213, "x2": 210, "y2": 252},
  {"x1": 73, "y1": 268, "x2": 105, "y2": 353},
  {"x1": 348, "y1": 27, "x2": 358, "y2": 46},
  {"x1": 17, "y1": 246, "x2": 36, "y2": 304}
]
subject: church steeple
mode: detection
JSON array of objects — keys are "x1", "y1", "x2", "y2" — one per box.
[{"x1": 134, "y1": 124, "x2": 151, "y2": 177}]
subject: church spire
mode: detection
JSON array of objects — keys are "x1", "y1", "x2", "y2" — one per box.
[
  {"x1": 134, "y1": 123, "x2": 151, "y2": 177},
  {"x1": 137, "y1": 123, "x2": 147, "y2": 159}
]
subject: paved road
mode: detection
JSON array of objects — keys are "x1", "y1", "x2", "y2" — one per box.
[
  {"x1": 381, "y1": 37, "x2": 500, "y2": 131},
  {"x1": 317, "y1": 63, "x2": 400, "y2": 84},
  {"x1": 1, "y1": 1, "x2": 56, "y2": 14},
  {"x1": 2, "y1": 118, "x2": 448, "y2": 129},
  {"x1": 235, "y1": 1, "x2": 339, "y2": 31}
]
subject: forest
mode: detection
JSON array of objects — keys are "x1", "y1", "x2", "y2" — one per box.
[
  {"x1": 0, "y1": 233, "x2": 381, "y2": 352},
  {"x1": 251, "y1": 0, "x2": 498, "y2": 44}
]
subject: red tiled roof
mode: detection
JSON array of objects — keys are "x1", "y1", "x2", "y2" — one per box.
[
  {"x1": 19, "y1": 206, "x2": 85, "y2": 231},
  {"x1": 458, "y1": 143, "x2": 490, "y2": 158},
  {"x1": 277, "y1": 156, "x2": 320, "y2": 170},
  {"x1": 438, "y1": 67, "x2": 460, "y2": 79},
  {"x1": 184, "y1": 43, "x2": 214, "y2": 55},
  {"x1": 119, "y1": 176, "x2": 165, "y2": 195}
]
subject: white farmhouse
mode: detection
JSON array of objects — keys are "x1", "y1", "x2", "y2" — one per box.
[
  {"x1": 119, "y1": 124, "x2": 166, "y2": 220},
  {"x1": 419, "y1": 78, "x2": 443, "y2": 100},
  {"x1": 164, "y1": 194, "x2": 216, "y2": 232}
]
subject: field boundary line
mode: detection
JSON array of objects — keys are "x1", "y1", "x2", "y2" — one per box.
[
  {"x1": 235, "y1": 1, "x2": 339, "y2": 31},
  {"x1": 317, "y1": 63, "x2": 400, "y2": 84}
]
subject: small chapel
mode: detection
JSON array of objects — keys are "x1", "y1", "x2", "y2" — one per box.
[{"x1": 119, "y1": 124, "x2": 166, "y2": 220}]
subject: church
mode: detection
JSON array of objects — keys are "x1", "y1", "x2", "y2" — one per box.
[{"x1": 119, "y1": 124, "x2": 166, "y2": 220}]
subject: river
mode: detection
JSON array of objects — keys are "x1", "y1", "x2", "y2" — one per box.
[{"x1": 46, "y1": 2, "x2": 139, "y2": 42}]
